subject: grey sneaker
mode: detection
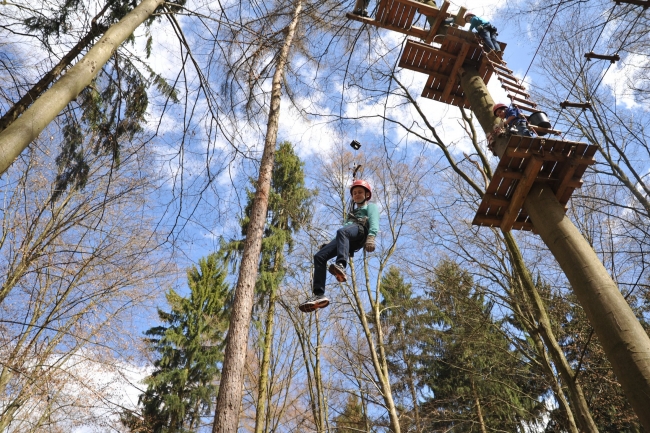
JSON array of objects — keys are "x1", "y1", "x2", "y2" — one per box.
[
  {"x1": 328, "y1": 262, "x2": 347, "y2": 282},
  {"x1": 299, "y1": 295, "x2": 330, "y2": 313}
]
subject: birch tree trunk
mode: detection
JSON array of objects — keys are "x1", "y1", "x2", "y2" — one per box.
[
  {"x1": 0, "y1": 0, "x2": 165, "y2": 175},
  {"x1": 211, "y1": 1, "x2": 303, "y2": 431},
  {"x1": 460, "y1": 65, "x2": 650, "y2": 430}
]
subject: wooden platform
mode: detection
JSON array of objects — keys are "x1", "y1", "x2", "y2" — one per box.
[
  {"x1": 347, "y1": 0, "x2": 507, "y2": 108},
  {"x1": 473, "y1": 135, "x2": 597, "y2": 232},
  {"x1": 346, "y1": 0, "x2": 452, "y2": 42},
  {"x1": 398, "y1": 28, "x2": 504, "y2": 107}
]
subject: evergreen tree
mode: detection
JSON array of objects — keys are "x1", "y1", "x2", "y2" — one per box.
[
  {"x1": 417, "y1": 261, "x2": 546, "y2": 431},
  {"x1": 235, "y1": 141, "x2": 312, "y2": 433},
  {"x1": 122, "y1": 253, "x2": 231, "y2": 433},
  {"x1": 333, "y1": 395, "x2": 369, "y2": 433},
  {"x1": 379, "y1": 266, "x2": 434, "y2": 432},
  {"x1": 543, "y1": 284, "x2": 645, "y2": 432}
]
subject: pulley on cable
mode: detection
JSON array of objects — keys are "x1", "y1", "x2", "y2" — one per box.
[{"x1": 350, "y1": 140, "x2": 363, "y2": 180}]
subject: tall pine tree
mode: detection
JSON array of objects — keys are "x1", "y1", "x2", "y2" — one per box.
[{"x1": 123, "y1": 253, "x2": 231, "y2": 433}]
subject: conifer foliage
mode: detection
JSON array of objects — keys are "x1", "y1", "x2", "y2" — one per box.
[
  {"x1": 417, "y1": 261, "x2": 546, "y2": 431},
  {"x1": 123, "y1": 254, "x2": 231, "y2": 433}
]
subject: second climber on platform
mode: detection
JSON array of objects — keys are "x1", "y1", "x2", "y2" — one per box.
[
  {"x1": 299, "y1": 179, "x2": 379, "y2": 313},
  {"x1": 493, "y1": 103, "x2": 534, "y2": 137},
  {"x1": 464, "y1": 11, "x2": 501, "y2": 55}
]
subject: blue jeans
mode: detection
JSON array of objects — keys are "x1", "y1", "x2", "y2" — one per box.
[
  {"x1": 476, "y1": 27, "x2": 500, "y2": 52},
  {"x1": 313, "y1": 224, "x2": 365, "y2": 295},
  {"x1": 511, "y1": 120, "x2": 533, "y2": 137}
]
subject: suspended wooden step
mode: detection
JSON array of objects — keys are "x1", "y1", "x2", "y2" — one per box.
[
  {"x1": 614, "y1": 0, "x2": 649, "y2": 6},
  {"x1": 560, "y1": 101, "x2": 592, "y2": 109},
  {"x1": 473, "y1": 135, "x2": 597, "y2": 232},
  {"x1": 584, "y1": 51, "x2": 620, "y2": 62}
]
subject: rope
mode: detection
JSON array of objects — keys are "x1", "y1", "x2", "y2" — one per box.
[
  {"x1": 552, "y1": 4, "x2": 618, "y2": 131},
  {"x1": 559, "y1": 4, "x2": 645, "y2": 139}
]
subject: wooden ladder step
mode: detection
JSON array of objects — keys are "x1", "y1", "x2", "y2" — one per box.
[
  {"x1": 501, "y1": 83, "x2": 530, "y2": 97},
  {"x1": 508, "y1": 95, "x2": 537, "y2": 108}
]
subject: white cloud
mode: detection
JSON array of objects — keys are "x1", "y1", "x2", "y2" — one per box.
[{"x1": 601, "y1": 54, "x2": 642, "y2": 110}]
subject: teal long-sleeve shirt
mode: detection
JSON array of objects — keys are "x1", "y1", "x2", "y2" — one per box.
[
  {"x1": 343, "y1": 202, "x2": 380, "y2": 237},
  {"x1": 468, "y1": 15, "x2": 491, "y2": 32}
]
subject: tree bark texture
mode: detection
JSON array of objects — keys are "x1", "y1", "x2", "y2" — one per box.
[
  {"x1": 525, "y1": 184, "x2": 650, "y2": 428},
  {"x1": 212, "y1": 1, "x2": 303, "y2": 432},
  {"x1": 0, "y1": 0, "x2": 164, "y2": 175},
  {"x1": 459, "y1": 64, "x2": 650, "y2": 429}
]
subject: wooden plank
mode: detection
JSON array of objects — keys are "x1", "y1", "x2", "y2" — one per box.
[
  {"x1": 554, "y1": 158, "x2": 579, "y2": 200},
  {"x1": 405, "y1": 5, "x2": 419, "y2": 28},
  {"x1": 441, "y1": 43, "x2": 469, "y2": 100},
  {"x1": 492, "y1": 63, "x2": 513, "y2": 74},
  {"x1": 496, "y1": 175, "x2": 516, "y2": 198},
  {"x1": 500, "y1": 156, "x2": 544, "y2": 232},
  {"x1": 507, "y1": 95, "x2": 537, "y2": 107},
  {"x1": 399, "y1": 41, "x2": 448, "y2": 69},
  {"x1": 445, "y1": 28, "x2": 478, "y2": 45},
  {"x1": 472, "y1": 214, "x2": 534, "y2": 231},
  {"x1": 423, "y1": 75, "x2": 445, "y2": 94},
  {"x1": 424, "y1": 49, "x2": 450, "y2": 70},
  {"x1": 498, "y1": 76, "x2": 526, "y2": 90},
  {"x1": 506, "y1": 148, "x2": 596, "y2": 164},
  {"x1": 400, "y1": 0, "x2": 442, "y2": 15},
  {"x1": 485, "y1": 195, "x2": 510, "y2": 207},
  {"x1": 571, "y1": 144, "x2": 598, "y2": 180},
  {"x1": 501, "y1": 83, "x2": 530, "y2": 97},
  {"x1": 395, "y1": 4, "x2": 416, "y2": 28},
  {"x1": 376, "y1": 0, "x2": 393, "y2": 23},
  {"x1": 498, "y1": 74, "x2": 524, "y2": 87},
  {"x1": 399, "y1": 62, "x2": 449, "y2": 81},
  {"x1": 346, "y1": 13, "x2": 429, "y2": 38},
  {"x1": 424, "y1": 1, "x2": 450, "y2": 44},
  {"x1": 386, "y1": 0, "x2": 403, "y2": 26},
  {"x1": 517, "y1": 104, "x2": 539, "y2": 113}
]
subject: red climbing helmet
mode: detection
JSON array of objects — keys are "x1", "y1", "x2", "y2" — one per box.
[
  {"x1": 464, "y1": 11, "x2": 475, "y2": 19},
  {"x1": 493, "y1": 103, "x2": 508, "y2": 116},
  {"x1": 350, "y1": 179, "x2": 372, "y2": 200}
]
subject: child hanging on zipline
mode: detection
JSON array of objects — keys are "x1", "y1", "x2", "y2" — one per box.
[
  {"x1": 299, "y1": 179, "x2": 379, "y2": 313},
  {"x1": 493, "y1": 103, "x2": 535, "y2": 137},
  {"x1": 464, "y1": 11, "x2": 501, "y2": 56}
]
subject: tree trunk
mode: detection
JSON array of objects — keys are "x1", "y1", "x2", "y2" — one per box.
[
  {"x1": 459, "y1": 65, "x2": 597, "y2": 432},
  {"x1": 504, "y1": 232, "x2": 597, "y2": 432},
  {"x1": 459, "y1": 65, "x2": 650, "y2": 429},
  {"x1": 0, "y1": 15, "x2": 107, "y2": 133},
  {"x1": 405, "y1": 359, "x2": 421, "y2": 433},
  {"x1": 525, "y1": 184, "x2": 650, "y2": 428},
  {"x1": 349, "y1": 264, "x2": 401, "y2": 433},
  {"x1": 0, "y1": 0, "x2": 164, "y2": 175},
  {"x1": 471, "y1": 378, "x2": 487, "y2": 433},
  {"x1": 254, "y1": 288, "x2": 277, "y2": 433},
  {"x1": 529, "y1": 326, "x2": 579, "y2": 433},
  {"x1": 211, "y1": 1, "x2": 303, "y2": 432}
]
